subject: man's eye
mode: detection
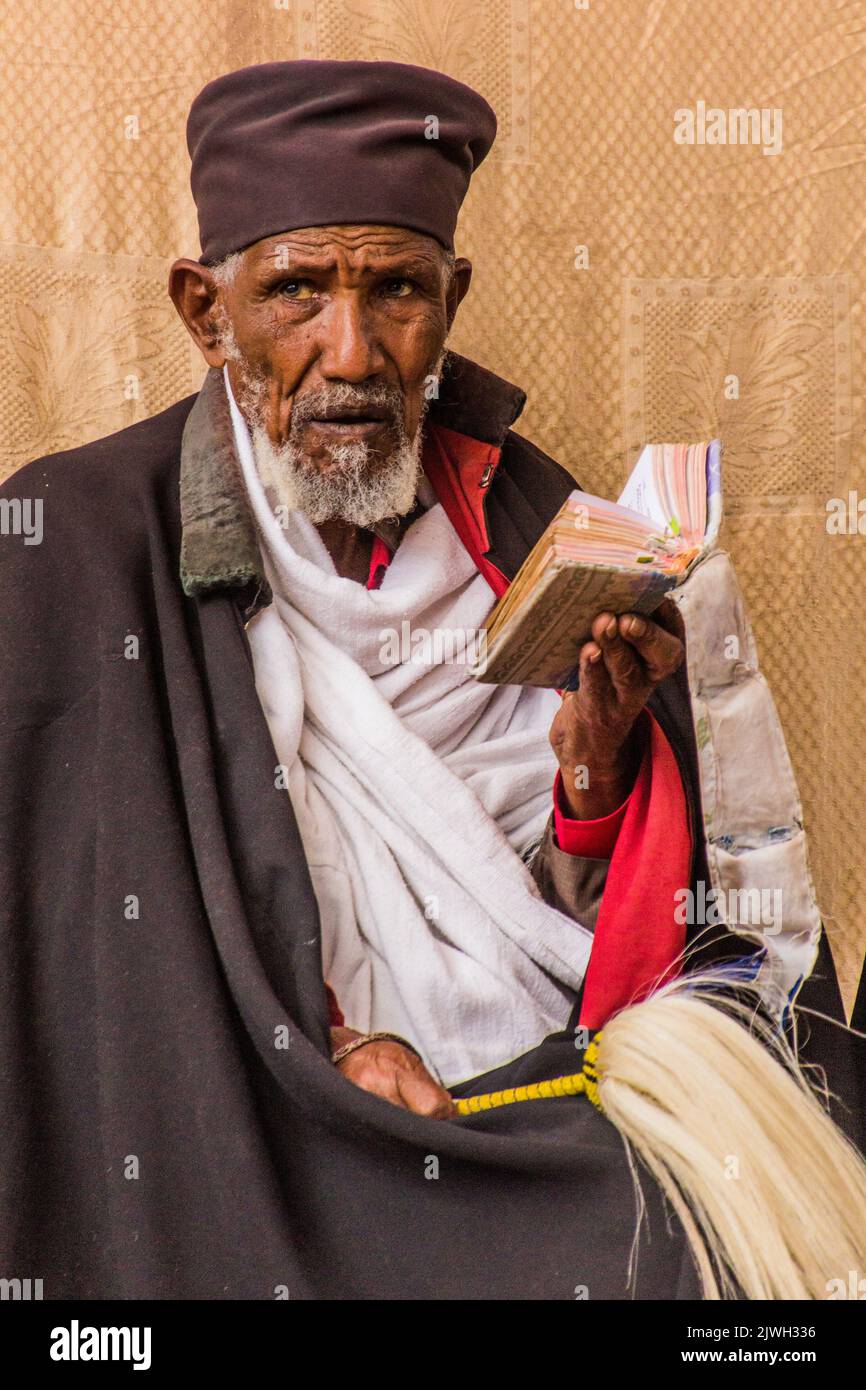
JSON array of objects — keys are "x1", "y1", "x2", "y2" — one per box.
[
  {"x1": 277, "y1": 280, "x2": 315, "y2": 299},
  {"x1": 382, "y1": 278, "x2": 414, "y2": 298}
]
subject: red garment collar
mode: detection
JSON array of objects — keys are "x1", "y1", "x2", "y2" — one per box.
[{"x1": 365, "y1": 423, "x2": 510, "y2": 596}]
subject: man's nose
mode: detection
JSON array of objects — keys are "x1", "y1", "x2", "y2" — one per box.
[{"x1": 316, "y1": 295, "x2": 387, "y2": 382}]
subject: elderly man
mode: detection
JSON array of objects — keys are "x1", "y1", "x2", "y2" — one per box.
[
  {"x1": 171, "y1": 58, "x2": 692, "y2": 1100},
  {"x1": 0, "y1": 60, "x2": 853, "y2": 1299}
]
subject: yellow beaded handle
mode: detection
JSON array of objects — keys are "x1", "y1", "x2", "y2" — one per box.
[{"x1": 454, "y1": 1034, "x2": 603, "y2": 1116}]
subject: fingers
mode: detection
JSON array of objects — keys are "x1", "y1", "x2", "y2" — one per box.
[
  {"x1": 617, "y1": 610, "x2": 684, "y2": 682},
  {"x1": 574, "y1": 633, "x2": 613, "y2": 700},
  {"x1": 576, "y1": 608, "x2": 683, "y2": 711},
  {"x1": 395, "y1": 1065, "x2": 457, "y2": 1121},
  {"x1": 338, "y1": 1042, "x2": 456, "y2": 1120},
  {"x1": 590, "y1": 611, "x2": 650, "y2": 700}
]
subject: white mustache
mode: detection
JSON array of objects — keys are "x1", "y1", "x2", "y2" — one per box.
[{"x1": 290, "y1": 384, "x2": 404, "y2": 431}]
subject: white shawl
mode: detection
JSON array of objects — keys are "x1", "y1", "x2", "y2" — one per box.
[{"x1": 226, "y1": 372, "x2": 592, "y2": 1084}]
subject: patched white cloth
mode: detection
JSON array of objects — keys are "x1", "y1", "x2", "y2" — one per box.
[
  {"x1": 671, "y1": 551, "x2": 822, "y2": 1011},
  {"x1": 224, "y1": 371, "x2": 592, "y2": 1084}
]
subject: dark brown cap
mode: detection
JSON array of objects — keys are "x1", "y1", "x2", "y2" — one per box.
[{"x1": 187, "y1": 59, "x2": 497, "y2": 263}]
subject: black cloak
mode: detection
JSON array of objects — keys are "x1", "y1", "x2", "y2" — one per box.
[{"x1": 0, "y1": 355, "x2": 860, "y2": 1299}]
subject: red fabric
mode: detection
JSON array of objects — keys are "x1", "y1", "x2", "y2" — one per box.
[
  {"x1": 577, "y1": 710, "x2": 691, "y2": 1031},
  {"x1": 366, "y1": 533, "x2": 392, "y2": 591},
  {"x1": 364, "y1": 414, "x2": 507, "y2": 591},
  {"x1": 364, "y1": 424, "x2": 511, "y2": 598},
  {"x1": 422, "y1": 424, "x2": 510, "y2": 598},
  {"x1": 553, "y1": 770, "x2": 630, "y2": 858},
  {"x1": 325, "y1": 983, "x2": 344, "y2": 1028}
]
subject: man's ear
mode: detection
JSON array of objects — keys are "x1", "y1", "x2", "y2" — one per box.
[
  {"x1": 168, "y1": 258, "x2": 228, "y2": 368},
  {"x1": 445, "y1": 257, "x2": 472, "y2": 332}
]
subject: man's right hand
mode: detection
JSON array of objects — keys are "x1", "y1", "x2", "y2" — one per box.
[{"x1": 330, "y1": 1027, "x2": 456, "y2": 1119}]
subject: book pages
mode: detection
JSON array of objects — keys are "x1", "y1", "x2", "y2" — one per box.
[{"x1": 474, "y1": 439, "x2": 722, "y2": 689}]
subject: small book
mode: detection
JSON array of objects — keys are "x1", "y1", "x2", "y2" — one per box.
[{"x1": 472, "y1": 439, "x2": 722, "y2": 688}]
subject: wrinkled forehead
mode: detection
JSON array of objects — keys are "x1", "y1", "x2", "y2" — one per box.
[
  {"x1": 246, "y1": 225, "x2": 449, "y2": 270},
  {"x1": 211, "y1": 225, "x2": 453, "y2": 291}
]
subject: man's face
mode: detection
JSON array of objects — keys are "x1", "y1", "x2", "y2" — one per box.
[{"x1": 171, "y1": 225, "x2": 470, "y2": 526}]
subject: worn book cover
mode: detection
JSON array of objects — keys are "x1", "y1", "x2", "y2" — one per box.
[{"x1": 473, "y1": 440, "x2": 722, "y2": 688}]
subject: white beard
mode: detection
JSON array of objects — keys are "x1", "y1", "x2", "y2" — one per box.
[
  {"x1": 249, "y1": 418, "x2": 424, "y2": 528},
  {"x1": 223, "y1": 334, "x2": 444, "y2": 526}
]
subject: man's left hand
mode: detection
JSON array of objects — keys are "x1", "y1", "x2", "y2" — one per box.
[
  {"x1": 331, "y1": 1027, "x2": 456, "y2": 1119},
  {"x1": 549, "y1": 599, "x2": 685, "y2": 820}
]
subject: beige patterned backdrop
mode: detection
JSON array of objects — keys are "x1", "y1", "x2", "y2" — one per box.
[{"x1": 3, "y1": 0, "x2": 864, "y2": 1007}]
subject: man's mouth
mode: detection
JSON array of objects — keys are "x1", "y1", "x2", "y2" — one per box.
[{"x1": 303, "y1": 405, "x2": 394, "y2": 438}]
